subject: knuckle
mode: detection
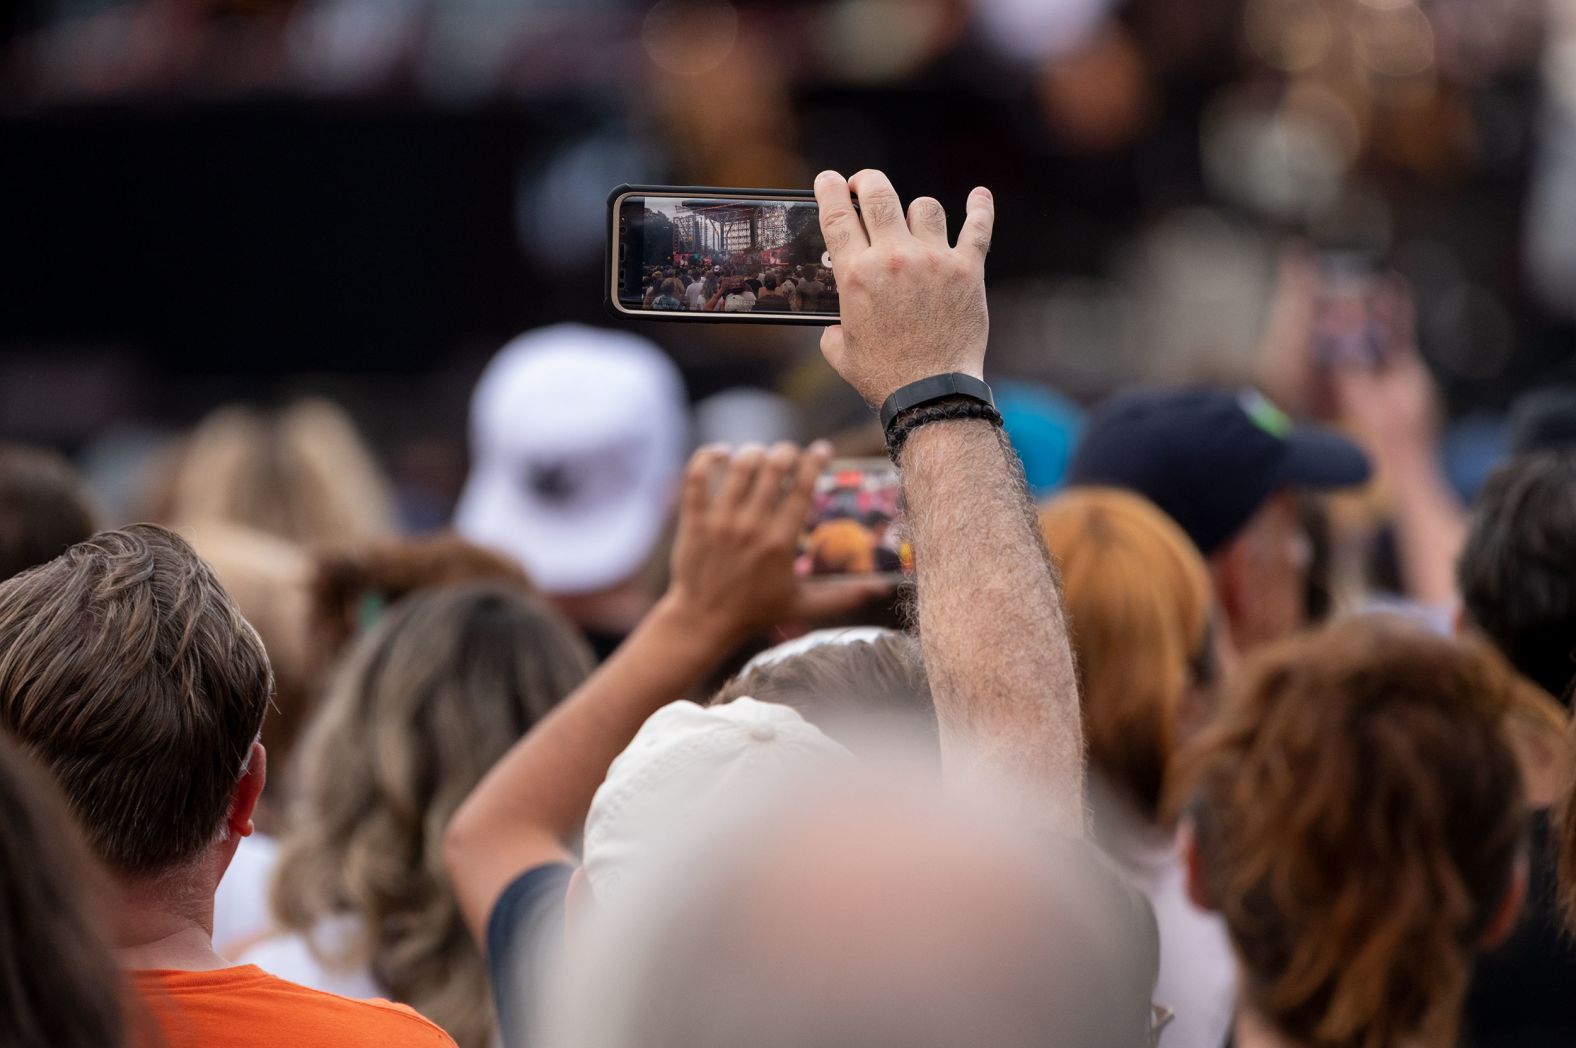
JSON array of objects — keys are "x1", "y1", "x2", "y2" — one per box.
[{"x1": 862, "y1": 198, "x2": 900, "y2": 229}]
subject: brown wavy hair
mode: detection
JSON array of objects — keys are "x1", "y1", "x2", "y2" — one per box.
[
  {"x1": 1040, "y1": 488, "x2": 1215, "y2": 820},
  {"x1": 271, "y1": 583, "x2": 593, "y2": 1048},
  {"x1": 1173, "y1": 616, "x2": 1526, "y2": 1048}
]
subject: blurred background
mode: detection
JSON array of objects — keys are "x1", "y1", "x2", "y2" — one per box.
[{"x1": 2, "y1": 0, "x2": 1573, "y2": 526}]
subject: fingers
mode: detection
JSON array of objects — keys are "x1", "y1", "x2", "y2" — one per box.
[
  {"x1": 742, "y1": 442, "x2": 800, "y2": 524},
  {"x1": 955, "y1": 186, "x2": 995, "y2": 265},
  {"x1": 847, "y1": 169, "x2": 908, "y2": 245},
  {"x1": 680, "y1": 445, "x2": 729, "y2": 523},
  {"x1": 907, "y1": 196, "x2": 949, "y2": 247},
  {"x1": 768, "y1": 440, "x2": 832, "y2": 547},
  {"x1": 815, "y1": 170, "x2": 867, "y2": 263},
  {"x1": 819, "y1": 324, "x2": 846, "y2": 371},
  {"x1": 714, "y1": 444, "x2": 765, "y2": 512}
]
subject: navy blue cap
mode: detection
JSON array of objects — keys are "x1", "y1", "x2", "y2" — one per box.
[
  {"x1": 1509, "y1": 385, "x2": 1576, "y2": 455},
  {"x1": 1067, "y1": 388, "x2": 1372, "y2": 556}
]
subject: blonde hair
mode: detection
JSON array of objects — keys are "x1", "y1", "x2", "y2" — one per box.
[
  {"x1": 180, "y1": 521, "x2": 314, "y2": 809},
  {"x1": 271, "y1": 584, "x2": 593, "y2": 1048},
  {"x1": 164, "y1": 399, "x2": 396, "y2": 547},
  {"x1": 1039, "y1": 488, "x2": 1214, "y2": 820}
]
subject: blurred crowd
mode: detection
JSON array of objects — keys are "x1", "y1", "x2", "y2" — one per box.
[
  {"x1": 3, "y1": 1, "x2": 1576, "y2": 1047},
  {"x1": 1, "y1": 162, "x2": 1576, "y2": 1048}
]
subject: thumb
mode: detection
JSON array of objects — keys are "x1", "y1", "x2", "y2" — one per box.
[
  {"x1": 791, "y1": 579, "x2": 894, "y2": 622},
  {"x1": 820, "y1": 325, "x2": 847, "y2": 372}
]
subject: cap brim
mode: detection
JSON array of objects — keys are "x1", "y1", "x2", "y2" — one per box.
[{"x1": 1274, "y1": 427, "x2": 1373, "y2": 491}]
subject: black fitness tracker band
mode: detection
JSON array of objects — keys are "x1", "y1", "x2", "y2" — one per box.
[
  {"x1": 884, "y1": 399, "x2": 1005, "y2": 462},
  {"x1": 881, "y1": 373, "x2": 1004, "y2": 462},
  {"x1": 878, "y1": 372, "x2": 995, "y2": 431}
]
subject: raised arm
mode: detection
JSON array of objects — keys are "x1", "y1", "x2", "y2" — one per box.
[
  {"x1": 444, "y1": 441, "x2": 874, "y2": 941},
  {"x1": 1333, "y1": 331, "x2": 1466, "y2": 611},
  {"x1": 814, "y1": 168, "x2": 1085, "y2": 835}
]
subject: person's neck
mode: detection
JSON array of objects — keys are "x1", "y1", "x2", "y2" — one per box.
[{"x1": 112, "y1": 855, "x2": 232, "y2": 973}]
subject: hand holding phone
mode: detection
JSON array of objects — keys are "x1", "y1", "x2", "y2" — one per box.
[
  {"x1": 813, "y1": 170, "x2": 995, "y2": 408},
  {"x1": 798, "y1": 458, "x2": 911, "y2": 583},
  {"x1": 1314, "y1": 251, "x2": 1390, "y2": 371}
]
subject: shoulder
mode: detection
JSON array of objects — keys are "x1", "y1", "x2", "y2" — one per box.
[
  {"x1": 263, "y1": 974, "x2": 459, "y2": 1046},
  {"x1": 485, "y1": 865, "x2": 575, "y2": 1048},
  {"x1": 134, "y1": 967, "x2": 459, "y2": 1047},
  {"x1": 487, "y1": 862, "x2": 574, "y2": 961}
]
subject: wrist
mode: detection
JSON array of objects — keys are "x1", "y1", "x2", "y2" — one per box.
[
  {"x1": 650, "y1": 590, "x2": 746, "y2": 656},
  {"x1": 900, "y1": 413, "x2": 1001, "y2": 455},
  {"x1": 866, "y1": 365, "x2": 985, "y2": 410}
]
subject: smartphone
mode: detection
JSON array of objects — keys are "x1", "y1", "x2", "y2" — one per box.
[
  {"x1": 608, "y1": 185, "x2": 841, "y2": 324},
  {"x1": 797, "y1": 458, "x2": 911, "y2": 582},
  {"x1": 1314, "y1": 250, "x2": 1389, "y2": 370}
]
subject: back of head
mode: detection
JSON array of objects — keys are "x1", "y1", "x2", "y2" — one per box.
[
  {"x1": 273, "y1": 583, "x2": 593, "y2": 1048},
  {"x1": 166, "y1": 399, "x2": 396, "y2": 548},
  {"x1": 0, "y1": 524, "x2": 272, "y2": 874},
  {"x1": 1067, "y1": 388, "x2": 1368, "y2": 556},
  {"x1": 0, "y1": 443, "x2": 96, "y2": 582},
  {"x1": 1174, "y1": 616, "x2": 1526, "y2": 1048},
  {"x1": 1041, "y1": 488, "x2": 1214, "y2": 820},
  {"x1": 310, "y1": 533, "x2": 534, "y2": 674},
  {"x1": 710, "y1": 630, "x2": 934, "y2": 754},
  {"x1": 549, "y1": 778, "x2": 1159, "y2": 1048},
  {"x1": 1459, "y1": 450, "x2": 1576, "y2": 701},
  {"x1": 0, "y1": 734, "x2": 125, "y2": 1048}
]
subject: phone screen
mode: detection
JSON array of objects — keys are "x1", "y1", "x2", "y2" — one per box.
[
  {"x1": 613, "y1": 191, "x2": 839, "y2": 320},
  {"x1": 798, "y1": 459, "x2": 911, "y2": 582},
  {"x1": 1314, "y1": 250, "x2": 1388, "y2": 369}
]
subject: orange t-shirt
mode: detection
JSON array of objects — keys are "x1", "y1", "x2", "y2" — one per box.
[{"x1": 129, "y1": 966, "x2": 457, "y2": 1048}]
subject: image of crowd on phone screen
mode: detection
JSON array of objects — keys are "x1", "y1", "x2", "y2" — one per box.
[{"x1": 640, "y1": 261, "x2": 838, "y2": 314}]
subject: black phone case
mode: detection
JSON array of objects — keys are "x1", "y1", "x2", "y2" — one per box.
[{"x1": 605, "y1": 184, "x2": 833, "y2": 326}]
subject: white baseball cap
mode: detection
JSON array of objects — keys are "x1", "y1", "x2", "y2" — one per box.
[
  {"x1": 454, "y1": 324, "x2": 689, "y2": 595},
  {"x1": 583, "y1": 698, "x2": 855, "y2": 903}
]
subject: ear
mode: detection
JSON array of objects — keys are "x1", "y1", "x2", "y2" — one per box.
[
  {"x1": 1179, "y1": 819, "x2": 1217, "y2": 913},
  {"x1": 1479, "y1": 853, "x2": 1528, "y2": 950},
  {"x1": 226, "y1": 741, "x2": 268, "y2": 840},
  {"x1": 1208, "y1": 550, "x2": 1247, "y2": 650}
]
